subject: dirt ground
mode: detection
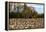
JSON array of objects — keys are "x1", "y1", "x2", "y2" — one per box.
[{"x1": 8, "y1": 18, "x2": 44, "y2": 30}]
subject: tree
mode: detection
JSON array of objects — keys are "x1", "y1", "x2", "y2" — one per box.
[
  {"x1": 9, "y1": 3, "x2": 43, "y2": 18},
  {"x1": 21, "y1": 4, "x2": 38, "y2": 18}
]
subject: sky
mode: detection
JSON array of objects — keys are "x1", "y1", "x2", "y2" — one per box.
[
  {"x1": 27, "y1": 4, "x2": 44, "y2": 14},
  {"x1": 10, "y1": 3, "x2": 44, "y2": 14}
]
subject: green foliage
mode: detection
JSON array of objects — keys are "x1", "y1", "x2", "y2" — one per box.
[
  {"x1": 37, "y1": 13, "x2": 44, "y2": 18},
  {"x1": 9, "y1": 4, "x2": 44, "y2": 18},
  {"x1": 22, "y1": 4, "x2": 38, "y2": 18}
]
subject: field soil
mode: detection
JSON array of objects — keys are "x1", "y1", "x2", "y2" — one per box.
[{"x1": 8, "y1": 18, "x2": 44, "y2": 30}]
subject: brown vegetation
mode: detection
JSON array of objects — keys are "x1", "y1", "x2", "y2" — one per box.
[{"x1": 9, "y1": 18, "x2": 44, "y2": 30}]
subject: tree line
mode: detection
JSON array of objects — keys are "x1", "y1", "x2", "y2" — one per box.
[{"x1": 9, "y1": 4, "x2": 44, "y2": 18}]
